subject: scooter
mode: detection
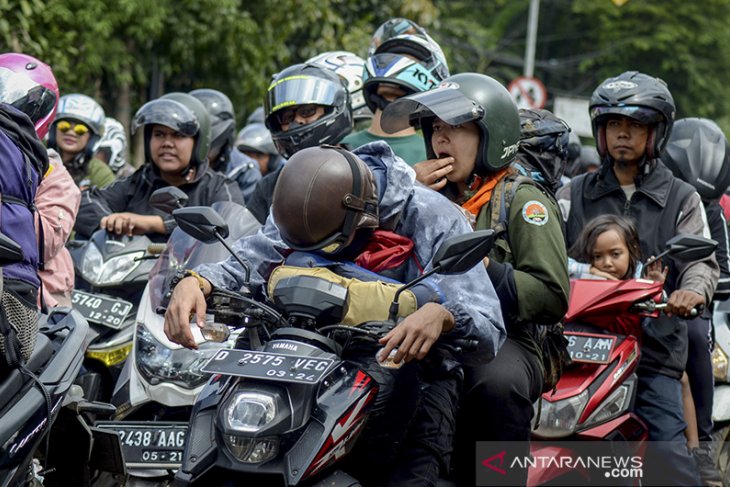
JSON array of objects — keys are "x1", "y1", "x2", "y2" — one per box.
[
  {"x1": 98, "y1": 196, "x2": 261, "y2": 480},
  {"x1": 0, "y1": 231, "x2": 125, "y2": 486},
  {"x1": 710, "y1": 299, "x2": 730, "y2": 484},
  {"x1": 165, "y1": 206, "x2": 489, "y2": 486},
  {"x1": 526, "y1": 235, "x2": 717, "y2": 486},
  {"x1": 67, "y1": 188, "x2": 188, "y2": 401}
]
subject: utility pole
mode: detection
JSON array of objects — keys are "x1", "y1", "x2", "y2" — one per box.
[{"x1": 524, "y1": 0, "x2": 540, "y2": 78}]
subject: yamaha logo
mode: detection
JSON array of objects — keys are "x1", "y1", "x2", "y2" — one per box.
[{"x1": 603, "y1": 81, "x2": 638, "y2": 92}]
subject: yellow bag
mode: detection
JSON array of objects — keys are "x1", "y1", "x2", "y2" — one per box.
[{"x1": 267, "y1": 265, "x2": 418, "y2": 326}]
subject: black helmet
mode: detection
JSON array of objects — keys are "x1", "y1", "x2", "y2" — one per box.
[
  {"x1": 189, "y1": 88, "x2": 235, "y2": 157},
  {"x1": 590, "y1": 71, "x2": 675, "y2": 160},
  {"x1": 381, "y1": 72, "x2": 521, "y2": 174},
  {"x1": 264, "y1": 63, "x2": 352, "y2": 159},
  {"x1": 517, "y1": 108, "x2": 571, "y2": 194},
  {"x1": 661, "y1": 118, "x2": 730, "y2": 202},
  {"x1": 272, "y1": 145, "x2": 379, "y2": 253}
]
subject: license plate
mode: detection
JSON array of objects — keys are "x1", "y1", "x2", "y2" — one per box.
[
  {"x1": 71, "y1": 290, "x2": 132, "y2": 329},
  {"x1": 202, "y1": 349, "x2": 335, "y2": 384},
  {"x1": 566, "y1": 332, "x2": 616, "y2": 364},
  {"x1": 95, "y1": 421, "x2": 187, "y2": 468}
]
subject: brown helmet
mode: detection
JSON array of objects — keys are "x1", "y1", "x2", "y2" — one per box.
[{"x1": 272, "y1": 145, "x2": 379, "y2": 253}]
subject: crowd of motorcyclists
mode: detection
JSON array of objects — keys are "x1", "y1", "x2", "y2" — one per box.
[{"x1": 2, "y1": 15, "x2": 730, "y2": 487}]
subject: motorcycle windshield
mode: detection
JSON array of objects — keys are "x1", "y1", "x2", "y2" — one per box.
[{"x1": 148, "y1": 202, "x2": 261, "y2": 313}]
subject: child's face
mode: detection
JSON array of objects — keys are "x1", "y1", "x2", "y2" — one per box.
[{"x1": 592, "y1": 229, "x2": 631, "y2": 279}]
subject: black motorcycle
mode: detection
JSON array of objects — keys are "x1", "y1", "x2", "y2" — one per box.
[{"x1": 163, "y1": 206, "x2": 490, "y2": 486}]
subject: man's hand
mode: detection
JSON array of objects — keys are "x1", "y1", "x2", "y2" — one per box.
[
  {"x1": 163, "y1": 276, "x2": 209, "y2": 349},
  {"x1": 100, "y1": 212, "x2": 165, "y2": 237},
  {"x1": 666, "y1": 289, "x2": 705, "y2": 318},
  {"x1": 413, "y1": 157, "x2": 453, "y2": 190},
  {"x1": 377, "y1": 302, "x2": 455, "y2": 365}
]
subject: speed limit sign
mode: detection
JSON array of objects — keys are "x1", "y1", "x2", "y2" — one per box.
[{"x1": 508, "y1": 76, "x2": 547, "y2": 110}]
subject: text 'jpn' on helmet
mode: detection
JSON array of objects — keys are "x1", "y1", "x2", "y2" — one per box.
[
  {"x1": 517, "y1": 108, "x2": 571, "y2": 193},
  {"x1": 589, "y1": 70, "x2": 675, "y2": 160},
  {"x1": 661, "y1": 117, "x2": 730, "y2": 202},
  {"x1": 381, "y1": 72, "x2": 521, "y2": 174},
  {"x1": 306, "y1": 51, "x2": 372, "y2": 122},
  {"x1": 272, "y1": 145, "x2": 379, "y2": 253},
  {"x1": 0, "y1": 53, "x2": 58, "y2": 139},
  {"x1": 264, "y1": 63, "x2": 352, "y2": 159},
  {"x1": 95, "y1": 117, "x2": 128, "y2": 173}
]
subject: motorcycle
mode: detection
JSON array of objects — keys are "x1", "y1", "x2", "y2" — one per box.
[
  {"x1": 98, "y1": 196, "x2": 261, "y2": 480},
  {"x1": 527, "y1": 234, "x2": 717, "y2": 486},
  {"x1": 165, "y1": 205, "x2": 490, "y2": 486},
  {"x1": 67, "y1": 188, "x2": 189, "y2": 401},
  {"x1": 710, "y1": 299, "x2": 730, "y2": 484},
  {"x1": 0, "y1": 231, "x2": 125, "y2": 486}
]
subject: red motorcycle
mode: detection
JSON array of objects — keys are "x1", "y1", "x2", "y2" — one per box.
[{"x1": 527, "y1": 235, "x2": 716, "y2": 486}]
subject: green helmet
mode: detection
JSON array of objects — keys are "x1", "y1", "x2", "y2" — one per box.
[
  {"x1": 381, "y1": 72, "x2": 521, "y2": 174},
  {"x1": 160, "y1": 92, "x2": 212, "y2": 169}
]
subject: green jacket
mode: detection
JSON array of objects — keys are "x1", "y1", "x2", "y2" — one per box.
[
  {"x1": 474, "y1": 176, "x2": 570, "y2": 355},
  {"x1": 68, "y1": 157, "x2": 116, "y2": 190}
]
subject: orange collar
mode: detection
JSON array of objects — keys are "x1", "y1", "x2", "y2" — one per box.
[{"x1": 461, "y1": 167, "x2": 512, "y2": 216}]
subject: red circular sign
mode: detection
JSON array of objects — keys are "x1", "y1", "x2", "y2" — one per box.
[{"x1": 508, "y1": 76, "x2": 547, "y2": 109}]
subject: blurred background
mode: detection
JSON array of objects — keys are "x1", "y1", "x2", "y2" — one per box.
[{"x1": 3, "y1": 0, "x2": 728, "y2": 164}]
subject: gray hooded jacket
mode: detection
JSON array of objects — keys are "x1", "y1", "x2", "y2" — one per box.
[{"x1": 196, "y1": 141, "x2": 506, "y2": 366}]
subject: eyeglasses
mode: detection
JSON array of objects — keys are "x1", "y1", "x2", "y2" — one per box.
[
  {"x1": 57, "y1": 120, "x2": 90, "y2": 136},
  {"x1": 276, "y1": 104, "x2": 321, "y2": 125}
]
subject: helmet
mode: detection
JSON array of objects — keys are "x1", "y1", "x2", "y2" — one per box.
[
  {"x1": 363, "y1": 19, "x2": 449, "y2": 112},
  {"x1": 132, "y1": 93, "x2": 211, "y2": 175},
  {"x1": 95, "y1": 117, "x2": 128, "y2": 173},
  {"x1": 247, "y1": 106, "x2": 265, "y2": 125},
  {"x1": 517, "y1": 108, "x2": 571, "y2": 193},
  {"x1": 272, "y1": 145, "x2": 378, "y2": 253},
  {"x1": 381, "y1": 73, "x2": 521, "y2": 174},
  {"x1": 236, "y1": 123, "x2": 277, "y2": 155},
  {"x1": 48, "y1": 94, "x2": 106, "y2": 164},
  {"x1": 661, "y1": 118, "x2": 730, "y2": 202},
  {"x1": 189, "y1": 88, "x2": 235, "y2": 156},
  {"x1": 0, "y1": 53, "x2": 58, "y2": 139},
  {"x1": 567, "y1": 131, "x2": 582, "y2": 166},
  {"x1": 264, "y1": 63, "x2": 352, "y2": 159},
  {"x1": 306, "y1": 51, "x2": 372, "y2": 121},
  {"x1": 589, "y1": 71, "x2": 675, "y2": 160}
]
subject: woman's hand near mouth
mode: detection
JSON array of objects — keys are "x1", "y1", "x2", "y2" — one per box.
[{"x1": 413, "y1": 156, "x2": 454, "y2": 190}]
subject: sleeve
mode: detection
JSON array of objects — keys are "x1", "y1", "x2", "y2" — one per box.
[
  {"x1": 36, "y1": 157, "x2": 80, "y2": 260},
  {"x1": 555, "y1": 180, "x2": 572, "y2": 223},
  {"x1": 568, "y1": 257, "x2": 591, "y2": 279},
  {"x1": 507, "y1": 186, "x2": 570, "y2": 324},
  {"x1": 675, "y1": 192, "x2": 720, "y2": 302},
  {"x1": 74, "y1": 174, "x2": 134, "y2": 238},
  {"x1": 706, "y1": 202, "x2": 730, "y2": 301},
  {"x1": 90, "y1": 158, "x2": 116, "y2": 189}
]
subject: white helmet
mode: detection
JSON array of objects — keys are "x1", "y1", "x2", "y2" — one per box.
[
  {"x1": 305, "y1": 51, "x2": 372, "y2": 121},
  {"x1": 95, "y1": 117, "x2": 128, "y2": 172}
]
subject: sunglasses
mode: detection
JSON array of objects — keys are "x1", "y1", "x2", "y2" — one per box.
[
  {"x1": 57, "y1": 120, "x2": 90, "y2": 136},
  {"x1": 276, "y1": 104, "x2": 321, "y2": 125}
]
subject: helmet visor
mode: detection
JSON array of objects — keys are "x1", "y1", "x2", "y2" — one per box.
[
  {"x1": 131, "y1": 99, "x2": 199, "y2": 136},
  {"x1": 266, "y1": 75, "x2": 343, "y2": 116},
  {"x1": 381, "y1": 85, "x2": 484, "y2": 134},
  {"x1": 0, "y1": 67, "x2": 57, "y2": 124},
  {"x1": 590, "y1": 105, "x2": 664, "y2": 125}
]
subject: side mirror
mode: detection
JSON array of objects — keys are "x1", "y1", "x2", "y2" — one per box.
[
  {"x1": 432, "y1": 229, "x2": 495, "y2": 274},
  {"x1": 0, "y1": 232, "x2": 24, "y2": 266},
  {"x1": 172, "y1": 207, "x2": 230, "y2": 243},
  {"x1": 666, "y1": 234, "x2": 717, "y2": 261},
  {"x1": 149, "y1": 187, "x2": 189, "y2": 214}
]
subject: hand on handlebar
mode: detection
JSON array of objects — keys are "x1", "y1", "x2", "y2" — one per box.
[
  {"x1": 163, "y1": 276, "x2": 209, "y2": 349},
  {"x1": 665, "y1": 289, "x2": 705, "y2": 318},
  {"x1": 377, "y1": 303, "x2": 455, "y2": 365}
]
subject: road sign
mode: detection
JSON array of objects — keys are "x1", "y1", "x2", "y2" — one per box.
[{"x1": 508, "y1": 76, "x2": 547, "y2": 110}]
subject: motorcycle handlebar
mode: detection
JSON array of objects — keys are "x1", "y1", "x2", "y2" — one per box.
[{"x1": 633, "y1": 301, "x2": 703, "y2": 318}]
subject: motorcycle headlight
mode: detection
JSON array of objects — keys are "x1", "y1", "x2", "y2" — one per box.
[
  {"x1": 224, "y1": 392, "x2": 277, "y2": 433},
  {"x1": 135, "y1": 322, "x2": 219, "y2": 388},
  {"x1": 82, "y1": 243, "x2": 144, "y2": 286},
  {"x1": 86, "y1": 342, "x2": 133, "y2": 367},
  {"x1": 533, "y1": 389, "x2": 589, "y2": 438},
  {"x1": 224, "y1": 435, "x2": 279, "y2": 464},
  {"x1": 713, "y1": 345, "x2": 729, "y2": 382},
  {"x1": 582, "y1": 378, "x2": 636, "y2": 429}
]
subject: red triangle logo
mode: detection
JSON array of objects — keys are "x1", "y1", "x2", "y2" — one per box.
[{"x1": 482, "y1": 450, "x2": 507, "y2": 475}]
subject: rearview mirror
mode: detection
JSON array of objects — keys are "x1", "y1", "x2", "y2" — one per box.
[
  {"x1": 432, "y1": 229, "x2": 495, "y2": 275},
  {"x1": 172, "y1": 207, "x2": 229, "y2": 243},
  {"x1": 0, "y1": 232, "x2": 24, "y2": 266},
  {"x1": 149, "y1": 187, "x2": 189, "y2": 214},
  {"x1": 666, "y1": 234, "x2": 717, "y2": 262}
]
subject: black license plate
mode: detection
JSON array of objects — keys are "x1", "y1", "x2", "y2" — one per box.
[
  {"x1": 71, "y1": 290, "x2": 132, "y2": 329},
  {"x1": 202, "y1": 349, "x2": 335, "y2": 384},
  {"x1": 566, "y1": 332, "x2": 616, "y2": 364},
  {"x1": 95, "y1": 421, "x2": 187, "y2": 468}
]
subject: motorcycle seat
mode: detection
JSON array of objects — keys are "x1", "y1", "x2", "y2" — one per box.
[{"x1": 0, "y1": 333, "x2": 53, "y2": 412}]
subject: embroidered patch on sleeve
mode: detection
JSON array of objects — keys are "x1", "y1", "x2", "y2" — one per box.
[{"x1": 521, "y1": 200, "x2": 549, "y2": 226}]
